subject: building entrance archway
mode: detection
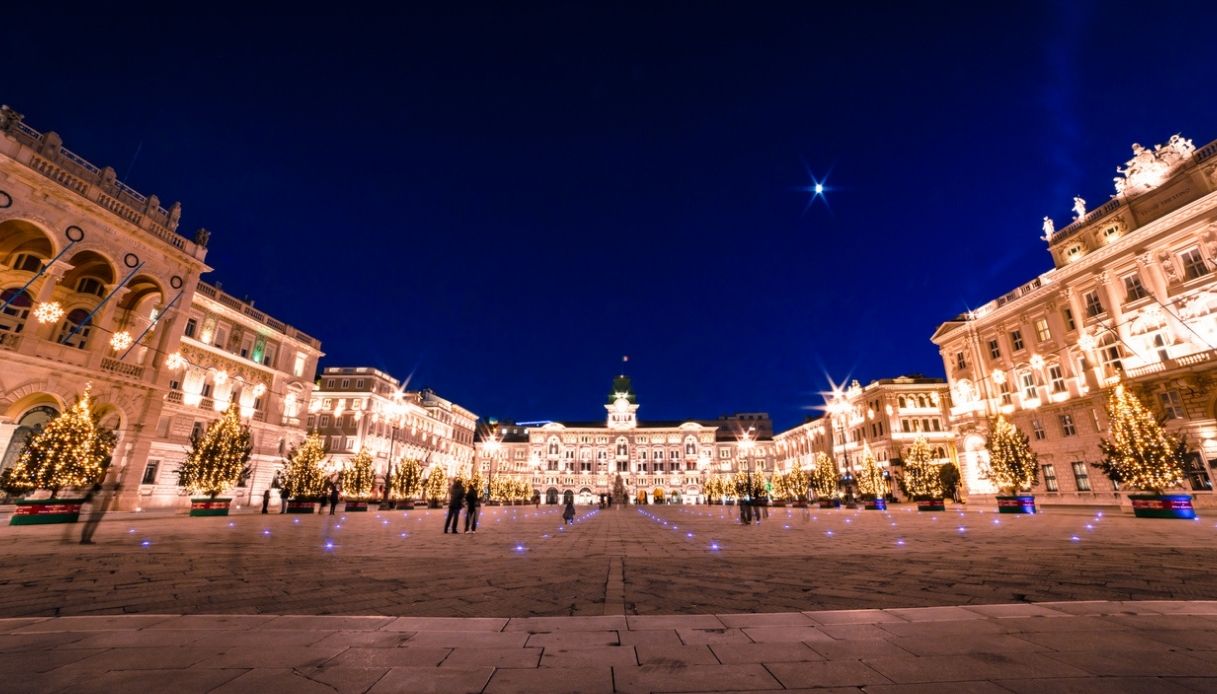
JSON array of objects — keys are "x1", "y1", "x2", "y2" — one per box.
[
  {"x1": 545, "y1": 488, "x2": 559, "y2": 505},
  {"x1": 562, "y1": 489, "x2": 574, "y2": 505}
]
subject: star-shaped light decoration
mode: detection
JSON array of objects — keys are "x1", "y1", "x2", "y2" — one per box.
[{"x1": 33, "y1": 301, "x2": 64, "y2": 324}]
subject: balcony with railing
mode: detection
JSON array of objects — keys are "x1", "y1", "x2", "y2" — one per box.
[
  {"x1": 194, "y1": 281, "x2": 321, "y2": 349},
  {"x1": 1, "y1": 113, "x2": 202, "y2": 259}
]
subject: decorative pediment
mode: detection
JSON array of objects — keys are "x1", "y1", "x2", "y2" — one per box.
[{"x1": 1179, "y1": 290, "x2": 1217, "y2": 320}]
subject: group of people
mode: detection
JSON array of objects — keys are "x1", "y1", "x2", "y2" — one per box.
[
  {"x1": 443, "y1": 479, "x2": 481, "y2": 533},
  {"x1": 735, "y1": 473, "x2": 770, "y2": 525}
]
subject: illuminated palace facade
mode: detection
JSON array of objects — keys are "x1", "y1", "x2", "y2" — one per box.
[
  {"x1": 0, "y1": 107, "x2": 322, "y2": 511},
  {"x1": 772, "y1": 376, "x2": 956, "y2": 499},
  {"x1": 307, "y1": 366, "x2": 477, "y2": 482},
  {"x1": 475, "y1": 375, "x2": 774, "y2": 504},
  {"x1": 933, "y1": 134, "x2": 1217, "y2": 508}
]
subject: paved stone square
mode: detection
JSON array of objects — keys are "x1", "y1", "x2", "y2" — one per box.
[{"x1": 1, "y1": 504, "x2": 1215, "y2": 618}]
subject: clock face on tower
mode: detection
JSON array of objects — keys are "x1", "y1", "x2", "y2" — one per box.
[{"x1": 614, "y1": 397, "x2": 629, "y2": 412}]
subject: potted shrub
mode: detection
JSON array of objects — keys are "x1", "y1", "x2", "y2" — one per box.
[
  {"x1": 389, "y1": 458, "x2": 423, "y2": 509},
  {"x1": 902, "y1": 436, "x2": 945, "y2": 511},
  {"x1": 341, "y1": 448, "x2": 375, "y2": 511},
  {"x1": 811, "y1": 452, "x2": 841, "y2": 508},
  {"x1": 6, "y1": 389, "x2": 116, "y2": 525},
  {"x1": 1094, "y1": 383, "x2": 1194, "y2": 519},
  {"x1": 282, "y1": 433, "x2": 326, "y2": 513},
  {"x1": 986, "y1": 415, "x2": 1039, "y2": 514},
  {"x1": 177, "y1": 404, "x2": 252, "y2": 516},
  {"x1": 856, "y1": 446, "x2": 888, "y2": 510},
  {"x1": 423, "y1": 466, "x2": 447, "y2": 508}
]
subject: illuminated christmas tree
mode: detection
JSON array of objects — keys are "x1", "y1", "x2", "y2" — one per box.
[
  {"x1": 1096, "y1": 382, "x2": 1186, "y2": 492},
  {"x1": 985, "y1": 415, "x2": 1038, "y2": 494},
  {"x1": 2, "y1": 388, "x2": 116, "y2": 497},
  {"x1": 177, "y1": 404, "x2": 252, "y2": 498},
  {"x1": 901, "y1": 436, "x2": 944, "y2": 498},
  {"x1": 856, "y1": 445, "x2": 886, "y2": 499},
  {"x1": 390, "y1": 458, "x2": 423, "y2": 500},
  {"x1": 282, "y1": 433, "x2": 327, "y2": 499},
  {"x1": 423, "y1": 466, "x2": 448, "y2": 503},
  {"x1": 810, "y1": 451, "x2": 840, "y2": 498},
  {"x1": 341, "y1": 448, "x2": 375, "y2": 499}
]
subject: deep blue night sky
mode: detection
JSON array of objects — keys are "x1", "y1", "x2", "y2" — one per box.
[{"x1": 6, "y1": 3, "x2": 1216, "y2": 429}]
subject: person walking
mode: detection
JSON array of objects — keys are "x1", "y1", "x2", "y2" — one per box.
[
  {"x1": 329, "y1": 482, "x2": 340, "y2": 515},
  {"x1": 737, "y1": 474, "x2": 752, "y2": 525},
  {"x1": 279, "y1": 484, "x2": 290, "y2": 514},
  {"x1": 318, "y1": 483, "x2": 329, "y2": 514},
  {"x1": 444, "y1": 479, "x2": 465, "y2": 534},
  {"x1": 261, "y1": 488, "x2": 271, "y2": 514},
  {"x1": 533, "y1": 492, "x2": 540, "y2": 509},
  {"x1": 464, "y1": 482, "x2": 480, "y2": 533},
  {"x1": 80, "y1": 480, "x2": 119, "y2": 545},
  {"x1": 562, "y1": 497, "x2": 576, "y2": 525}
]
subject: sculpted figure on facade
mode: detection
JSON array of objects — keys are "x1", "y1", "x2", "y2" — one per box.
[
  {"x1": 1115, "y1": 135, "x2": 1195, "y2": 197},
  {"x1": 1159, "y1": 251, "x2": 1179, "y2": 283},
  {"x1": 1041, "y1": 216, "x2": 1055, "y2": 240},
  {"x1": 1072, "y1": 196, "x2": 1086, "y2": 220}
]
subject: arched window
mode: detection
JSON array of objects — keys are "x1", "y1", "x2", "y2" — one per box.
[
  {"x1": 7, "y1": 253, "x2": 44, "y2": 273},
  {"x1": 898, "y1": 396, "x2": 907, "y2": 408},
  {"x1": 684, "y1": 437, "x2": 697, "y2": 456},
  {"x1": 76, "y1": 277, "x2": 106, "y2": 297},
  {"x1": 0, "y1": 288, "x2": 33, "y2": 334},
  {"x1": 547, "y1": 437, "x2": 560, "y2": 456},
  {"x1": 58, "y1": 308, "x2": 92, "y2": 349},
  {"x1": 615, "y1": 438, "x2": 627, "y2": 457}
]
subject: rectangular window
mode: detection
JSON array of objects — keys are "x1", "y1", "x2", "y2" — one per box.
[
  {"x1": 341, "y1": 379, "x2": 350, "y2": 388},
  {"x1": 1000, "y1": 381, "x2": 1013, "y2": 406},
  {"x1": 1071, "y1": 461, "x2": 1091, "y2": 491},
  {"x1": 1048, "y1": 365, "x2": 1065, "y2": 393},
  {"x1": 356, "y1": 379, "x2": 365, "y2": 389},
  {"x1": 201, "y1": 384, "x2": 212, "y2": 398},
  {"x1": 1043, "y1": 464, "x2": 1058, "y2": 492},
  {"x1": 955, "y1": 352, "x2": 966, "y2": 370},
  {"x1": 1123, "y1": 273, "x2": 1148, "y2": 302},
  {"x1": 1059, "y1": 414, "x2": 1076, "y2": 437},
  {"x1": 190, "y1": 421, "x2": 204, "y2": 439},
  {"x1": 1021, "y1": 372, "x2": 1037, "y2": 401},
  {"x1": 988, "y1": 339, "x2": 1000, "y2": 359},
  {"x1": 141, "y1": 460, "x2": 160, "y2": 485},
  {"x1": 319, "y1": 415, "x2": 330, "y2": 427},
  {"x1": 184, "y1": 319, "x2": 197, "y2": 338},
  {"x1": 294, "y1": 353, "x2": 307, "y2": 377},
  {"x1": 719, "y1": 449, "x2": 730, "y2": 458},
  {"x1": 1063, "y1": 307, "x2": 1076, "y2": 332},
  {"x1": 1035, "y1": 318, "x2": 1051, "y2": 343},
  {"x1": 1180, "y1": 248, "x2": 1209, "y2": 280},
  {"x1": 1084, "y1": 291, "x2": 1104, "y2": 317},
  {"x1": 1159, "y1": 390, "x2": 1184, "y2": 419},
  {"x1": 1031, "y1": 418, "x2": 1046, "y2": 441},
  {"x1": 1011, "y1": 330, "x2": 1024, "y2": 351}
]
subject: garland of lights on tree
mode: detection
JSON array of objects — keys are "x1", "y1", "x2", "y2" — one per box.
[
  {"x1": 901, "y1": 436, "x2": 944, "y2": 499},
  {"x1": 281, "y1": 433, "x2": 327, "y2": 499},
  {"x1": 341, "y1": 448, "x2": 376, "y2": 499},
  {"x1": 1096, "y1": 382, "x2": 1186, "y2": 493},
  {"x1": 389, "y1": 458, "x2": 423, "y2": 500},
  {"x1": 856, "y1": 447, "x2": 886, "y2": 499},
  {"x1": 810, "y1": 451, "x2": 840, "y2": 498},
  {"x1": 457, "y1": 466, "x2": 484, "y2": 498},
  {"x1": 423, "y1": 466, "x2": 448, "y2": 503},
  {"x1": 177, "y1": 404, "x2": 252, "y2": 499},
  {"x1": 783, "y1": 467, "x2": 810, "y2": 502},
  {"x1": 1, "y1": 388, "x2": 116, "y2": 498},
  {"x1": 985, "y1": 414, "x2": 1039, "y2": 494}
]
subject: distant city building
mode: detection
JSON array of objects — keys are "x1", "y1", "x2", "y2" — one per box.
[
  {"x1": 932, "y1": 134, "x2": 1217, "y2": 507},
  {"x1": 474, "y1": 374, "x2": 773, "y2": 505},
  {"x1": 773, "y1": 376, "x2": 955, "y2": 499},
  {"x1": 307, "y1": 367, "x2": 476, "y2": 483}
]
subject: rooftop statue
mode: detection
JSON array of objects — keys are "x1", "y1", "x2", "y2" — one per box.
[
  {"x1": 1041, "y1": 216, "x2": 1055, "y2": 240},
  {"x1": 1072, "y1": 196, "x2": 1086, "y2": 221},
  {"x1": 1114, "y1": 134, "x2": 1195, "y2": 197}
]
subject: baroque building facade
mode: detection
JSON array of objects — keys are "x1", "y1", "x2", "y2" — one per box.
[
  {"x1": 773, "y1": 376, "x2": 955, "y2": 500},
  {"x1": 0, "y1": 107, "x2": 322, "y2": 511},
  {"x1": 475, "y1": 375, "x2": 774, "y2": 505},
  {"x1": 307, "y1": 366, "x2": 477, "y2": 486},
  {"x1": 932, "y1": 134, "x2": 1217, "y2": 508}
]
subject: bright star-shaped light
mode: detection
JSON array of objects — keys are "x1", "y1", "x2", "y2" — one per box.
[{"x1": 814, "y1": 183, "x2": 824, "y2": 194}]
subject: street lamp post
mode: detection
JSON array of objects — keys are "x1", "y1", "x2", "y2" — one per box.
[{"x1": 483, "y1": 427, "x2": 501, "y2": 503}]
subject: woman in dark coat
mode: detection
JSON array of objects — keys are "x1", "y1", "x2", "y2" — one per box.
[
  {"x1": 329, "y1": 483, "x2": 340, "y2": 515},
  {"x1": 562, "y1": 498, "x2": 576, "y2": 524},
  {"x1": 464, "y1": 483, "x2": 480, "y2": 533}
]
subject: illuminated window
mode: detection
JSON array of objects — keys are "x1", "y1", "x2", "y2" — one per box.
[
  {"x1": 1070, "y1": 461, "x2": 1091, "y2": 491},
  {"x1": 1159, "y1": 390, "x2": 1184, "y2": 419},
  {"x1": 1020, "y1": 372, "x2": 1036, "y2": 401},
  {"x1": 1048, "y1": 365, "x2": 1065, "y2": 393},
  {"x1": 1059, "y1": 414, "x2": 1076, "y2": 437},
  {"x1": 1042, "y1": 464, "x2": 1058, "y2": 491},
  {"x1": 1035, "y1": 318, "x2": 1051, "y2": 343},
  {"x1": 1031, "y1": 418, "x2": 1046, "y2": 441}
]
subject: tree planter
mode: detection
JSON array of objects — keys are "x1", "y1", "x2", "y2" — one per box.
[
  {"x1": 996, "y1": 495, "x2": 1037, "y2": 514},
  {"x1": 916, "y1": 497, "x2": 945, "y2": 512},
  {"x1": 1130, "y1": 493, "x2": 1196, "y2": 519},
  {"x1": 863, "y1": 497, "x2": 887, "y2": 511},
  {"x1": 286, "y1": 500, "x2": 318, "y2": 514},
  {"x1": 399, "y1": 501, "x2": 415, "y2": 510},
  {"x1": 817, "y1": 499, "x2": 841, "y2": 509},
  {"x1": 11, "y1": 498, "x2": 86, "y2": 525},
  {"x1": 344, "y1": 501, "x2": 369, "y2": 512},
  {"x1": 189, "y1": 498, "x2": 232, "y2": 517},
  {"x1": 793, "y1": 500, "x2": 809, "y2": 508},
  {"x1": 772, "y1": 501, "x2": 787, "y2": 507}
]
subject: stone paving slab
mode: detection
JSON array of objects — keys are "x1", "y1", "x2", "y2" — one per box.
[{"x1": 0, "y1": 602, "x2": 1213, "y2": 692}]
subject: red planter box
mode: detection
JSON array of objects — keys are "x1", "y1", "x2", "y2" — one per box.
[
  {"x1": 916, "y1": 498, "x2": 945, "y2": 512},
  {"x1": 286, "y1": 500, "x2": 317, "y2": 514},
  {"x1": 11, "y1": 498, "x2": 85, "y2": 525},
  {"x1": 1130, "y1": 493, "x2": 1196, "y2": 519},
  {"x1": 997, "y1": 495, "x2": 1036, "y2": 514},
  {"x1": 189, "y1": 498, "x2": 232, "y2": 517}
]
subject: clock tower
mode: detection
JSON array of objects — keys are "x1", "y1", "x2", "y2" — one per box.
[{"x1": 605, "y1": 374, "x2": 639, "y2": 430}]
